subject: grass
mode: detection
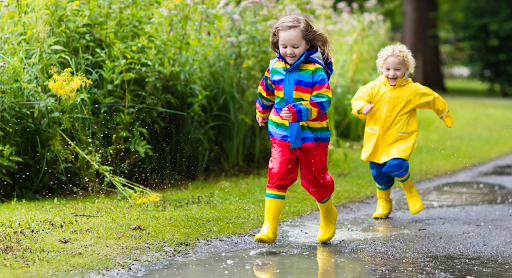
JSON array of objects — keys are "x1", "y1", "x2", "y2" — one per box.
[
  {"x1": 1, "y1": 96, "x2": 512, "y2": 277},
  {"x1": 445, "y1": 78, "x2": 499, "y2": 97}
]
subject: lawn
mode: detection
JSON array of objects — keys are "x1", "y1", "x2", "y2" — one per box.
[
  {"x1": 1, "y1": 96, "x2": 512, "y2": 277},
  {"x1": 444, "y1": 78, "x2": 498, "y2": 97}
]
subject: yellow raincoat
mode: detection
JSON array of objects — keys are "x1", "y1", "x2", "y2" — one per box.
[{"x1": 351, "y1": 75, "x2": 453, "y2": 163}]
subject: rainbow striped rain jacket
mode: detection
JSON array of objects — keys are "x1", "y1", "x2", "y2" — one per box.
[{"x1": 256, "y1": 48, "x2": 333, "y2": 149}]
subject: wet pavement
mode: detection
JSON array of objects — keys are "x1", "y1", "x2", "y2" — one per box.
[{"x1": 139, "y1": 154, "x2": 512, "y2": 278}]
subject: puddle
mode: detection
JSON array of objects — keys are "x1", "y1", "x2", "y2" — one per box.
[
  {"x1": 144, "y1": 240, "x2": 512, "y2": 278},
  {"x1": 482, "y1": 165, "x2": 512, "y2": 176},
  {"x1": 144, "y1": 245, "x2": 370, "y2": 278},
  {"x1": 394, "y1": 182, "x2": 512, "y2": 209},
  {"x1": 280, "y1": 219, "x2": 408, "y2": 245}
]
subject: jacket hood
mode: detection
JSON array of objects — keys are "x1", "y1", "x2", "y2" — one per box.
[
  {"x1": 377, "y1": 74, "x2": 412, "y2": 87},
  {"x1": 278, "y1": 48, "x2": 333, "y2": 80}
]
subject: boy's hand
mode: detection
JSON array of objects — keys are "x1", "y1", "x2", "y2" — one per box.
[
  {"x1": 256, "y1": 114, "x2": 269, "y2": 126},
  {"x1": 280, "y1": 107, "x2": 292, "y2": 121},
  {"x1": 362, "y1": 104, "x2": 375, "y2": 115}
]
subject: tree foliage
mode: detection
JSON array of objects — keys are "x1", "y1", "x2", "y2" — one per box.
[{"x1": 446, "y1": 0, "x2": 512, "y2": 95}]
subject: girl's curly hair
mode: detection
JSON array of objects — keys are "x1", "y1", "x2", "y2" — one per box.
[
  {"x1": 271, "y1": 15, "x2": 332, "y2": 62},
  {"x1": 376, "y1": 43, "x2": 416, "y2": 76}
]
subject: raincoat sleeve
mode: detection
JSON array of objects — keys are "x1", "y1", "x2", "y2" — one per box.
[
  {"x1": 286, "y1": 66, "x2": 332, "y2": 123},
  {"x1": 255, "y1": 63, "x2": 275, "y2": 118},
  {"x1": 351, "y1": 83, "x2": 373, "y2": 119},
  {"x1": 415, "y1": 85, "x2": 454, "y2": 127}
]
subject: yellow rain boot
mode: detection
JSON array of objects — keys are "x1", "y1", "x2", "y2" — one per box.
[
  {"x1": 317, "y1": 197, "x2": 337, "y2": 243},
  {"x1": 254, "y1": 197, "x2": 285, "y2": 243},
  {"x1": 398, "y1": 173, "x2": 424, "y2": 214},
  {"x1": 372, "y1": 188, "x2": 392, "y2": 219}
]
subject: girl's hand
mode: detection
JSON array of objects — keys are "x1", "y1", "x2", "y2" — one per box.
[
  {"x1": 281, "y1": 107, "x2": 292, "y2": 121},
  {"x1": 256, "y1": 114, "x2": 269, "y2": 126},
  {"x1": 362, "y1": 104, "x2": 375, "y2": 115}
]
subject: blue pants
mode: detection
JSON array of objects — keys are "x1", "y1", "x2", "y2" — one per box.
[{"x1": 369, "y1": 158, "x2": 410, "y2": 190}]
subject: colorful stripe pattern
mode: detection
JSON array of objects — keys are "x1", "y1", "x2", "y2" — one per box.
[
  {"x1": 256, "y1": 57, "x2": 332, "y2": 147},
  {"x1": 318, "y1": 195, "x2": 331, "y2": 204},
  {"x1": 396, "y1": 171, "x2": 411, "y2": 183},
  {"x1": 376, "y1": 183, "x2": 393, "y2": 191},
  {"x1": 265, "y1": 188, "x2": 287, "y2": 200}
]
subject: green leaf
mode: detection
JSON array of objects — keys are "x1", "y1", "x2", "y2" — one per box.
[{"x1": 41, "y1": 118, "x2": 48, "y2": 129}]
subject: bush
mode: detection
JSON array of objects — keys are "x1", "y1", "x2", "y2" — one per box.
[{"x1": 0, "y1": 0, "x2": 389, "y2": 199}]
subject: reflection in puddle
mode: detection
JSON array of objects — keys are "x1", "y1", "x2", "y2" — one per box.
[
  {"x1": 394, "y1": 182, "x2": 512, "y2": 209},
  {"x1": 145, "y1": 245, "x2": 370, "y2": 277},
  {"x1": 252, "y1": 258, "x2": 276, "y2": 278}
]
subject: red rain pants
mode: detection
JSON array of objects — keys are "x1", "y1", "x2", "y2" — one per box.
[{"x1": 266, "y1": 139, "x2": 334, "y2": 202}]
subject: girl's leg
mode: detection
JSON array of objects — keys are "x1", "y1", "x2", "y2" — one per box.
[
  {"x1": 298, "y1": 146, "x2": 337, "y2": 243},
  {"x1": 369, "y1": 161, "x2": 394, "y2": 219},
  {"x1": 382, "y1": 159, "x2": 423, "y2": 214},
  {"x1": 255, "y1": 141, "x2": 299, "y2": 243}
]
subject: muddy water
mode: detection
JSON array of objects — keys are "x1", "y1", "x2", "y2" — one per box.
[{"x1": 143, "y1": 164, "x2": 512, "y2": 278}]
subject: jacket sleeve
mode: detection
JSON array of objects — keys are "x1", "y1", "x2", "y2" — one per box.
[
  {"x1": 286, "y1": 66, "x2": 332, "y2": 122},
  {"x1": 415, "y1": 85, "x2": 454, "y2": 127},
  {"x1": 255, "y1": 63, "x2": 275, "y2": 118},
  {"x1": 351, "y1": 83, "x2": 372, "y2": 119}
]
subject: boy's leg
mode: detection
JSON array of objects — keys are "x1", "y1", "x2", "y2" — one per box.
[
  {"x1": 298, "y1": 146, "x2": 337, "y2": 243},
  {"x1": 382, "y1": 158, "x2": 423, "y2": 214},
  {"x1": 370, "y1": 161, "x2": 394, "y2": 219},
  {"x1": 255, "y1": 141, "x2": 299, "y2": 243}
]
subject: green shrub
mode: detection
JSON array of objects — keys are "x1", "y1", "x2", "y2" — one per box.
[{"x1": 0, "y1": 0, "x2": 389, "y2": 199}]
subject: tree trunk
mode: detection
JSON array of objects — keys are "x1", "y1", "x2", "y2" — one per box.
[{"x1": 402, "y1": 0, "x2": 446, "y2": 91}]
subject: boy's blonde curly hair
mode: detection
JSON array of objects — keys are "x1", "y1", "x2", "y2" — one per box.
[{"x1": 376, "y1": 43, "x2": 416, "y2": 76}]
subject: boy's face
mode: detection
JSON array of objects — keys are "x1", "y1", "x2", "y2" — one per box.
[
  {"x1": 382, "y1": 57, "x2": 408, "y2": 86},
  {"x1": 278, "y1": 29, "x2": 310, "y2": 65}
]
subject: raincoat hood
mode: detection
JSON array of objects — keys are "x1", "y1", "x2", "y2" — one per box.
[{"x1": 278, "y1": 48, "x2": 333, "y2": 80}]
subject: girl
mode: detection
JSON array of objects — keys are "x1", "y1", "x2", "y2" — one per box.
[
  {"x1": 351, "y1": 43, "x2": 454, "y2": 219},
  {"x1": 255, "y1": 15, "x2": 337, "y2": 243}
]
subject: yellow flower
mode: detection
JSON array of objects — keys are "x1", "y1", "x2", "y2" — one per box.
[
  {"x1": 174, "y1": 0, "x2": 182, "y2": 4},
  {"x1": 48, "y1": 67, "x2": 91, "y2": 100},
  {"x1": 131, "y1": 193, "x2": 162, "y2": 204},
  {"x1": 74, "y1": 1, "x2": 80, "y2": 5}
]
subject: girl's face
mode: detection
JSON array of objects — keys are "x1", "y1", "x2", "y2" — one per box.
[
  {"x1": 381, "y1": 56, "x2": 408, "y2": 85},
  {"x1": 278, "y1": 29, "x2": 310, "y2": 65}
]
